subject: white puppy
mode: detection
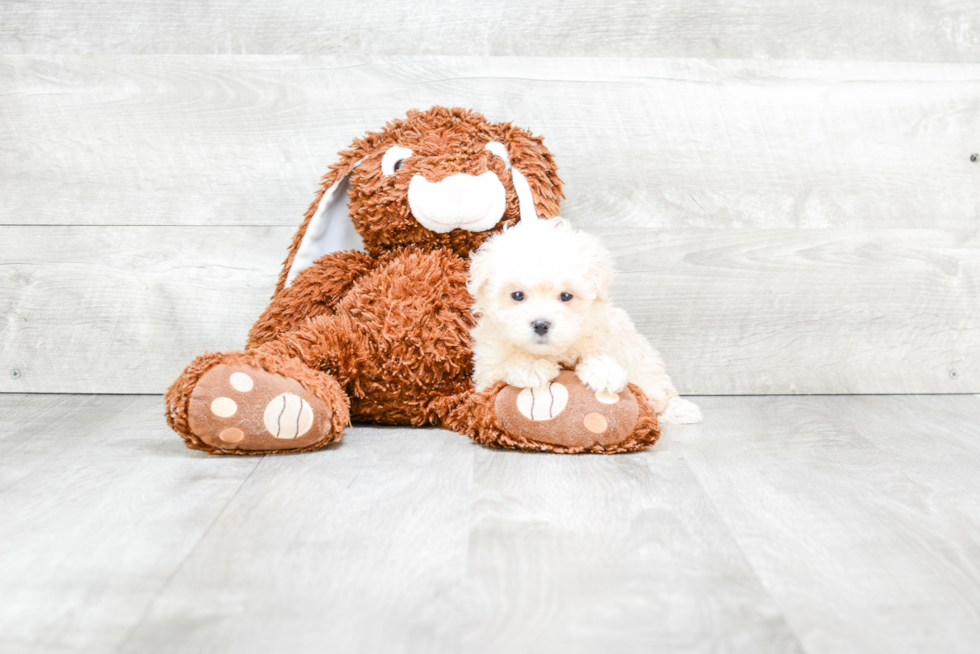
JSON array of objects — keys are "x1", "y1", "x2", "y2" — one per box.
[{"x1": 467, "y1": 218, "x2": 702, "y2": 425}]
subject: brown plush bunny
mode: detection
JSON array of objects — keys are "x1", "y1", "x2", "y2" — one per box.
[{"x1": 165, "y1": 107, "x2": 659, "y2": 454}]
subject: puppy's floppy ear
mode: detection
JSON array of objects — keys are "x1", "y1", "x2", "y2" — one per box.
[
  {"x1": 584, "y1": 236, "x2": 615, "y2": 300},
  {"x1": 467, "y1": 245, "x2": 493, "y2": 299}
]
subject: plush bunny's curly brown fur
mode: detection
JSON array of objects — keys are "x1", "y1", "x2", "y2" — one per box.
[{"x1": 165, "y1": 107, "x2": 659, "y2": 455}]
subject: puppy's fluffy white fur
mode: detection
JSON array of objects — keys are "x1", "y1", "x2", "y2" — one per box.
[{"x1": 468, "y1": 218, "x2": 702, "y2": 425}]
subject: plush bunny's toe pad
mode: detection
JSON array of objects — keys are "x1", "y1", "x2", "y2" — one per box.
[
  {"x1": 187, "y1": 364, "x2": 341, "y2": 454},
  {"x1": 491, "y1": 370, "x2": 659, "y2": 453}
]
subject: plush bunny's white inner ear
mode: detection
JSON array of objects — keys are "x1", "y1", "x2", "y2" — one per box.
[
  {"x1": 510, "y1": 167, "x2": 538, "y2": 222},
  {"x1": 486, "y1": 141, "x2": 537, "y2": 222},
  {"x1": 485, "y1": 141, "x2": 511, "y2": 169},
  {"x1": 286, "y1": 168, "x2": 364, "y2": 286}
]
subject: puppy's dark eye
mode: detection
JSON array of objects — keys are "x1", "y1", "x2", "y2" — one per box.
[
  {"x1": 559, "y1": 292, "x2": 573, "y2": 302},
  {"x1": 393, "y1": 159, "x2": 405, "y2": 172},
  {"x1": 511, "y1": 291, "x2": 525, "y2": 302}
]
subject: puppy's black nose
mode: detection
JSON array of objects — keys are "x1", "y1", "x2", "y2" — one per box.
[{"x1": 532, "y1": 319, "x2": 551, "y2": 336}]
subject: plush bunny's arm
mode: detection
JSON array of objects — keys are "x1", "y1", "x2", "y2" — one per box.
[{"x1": 246, "y1": 250, "x2": 378, "y2": 349}]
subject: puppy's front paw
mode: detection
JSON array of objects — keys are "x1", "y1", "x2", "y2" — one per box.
[
  {"x1": 575, "y1": 355, "x2": 629, "y2": 394},
  {"x1": 502, "y1": 358, "x2": 561, "y2": 389},
  {"x1": 660, "y1": 397, "x2": 703, "y2": 424}
]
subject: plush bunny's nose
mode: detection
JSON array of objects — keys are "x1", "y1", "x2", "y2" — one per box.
[
  {"x1": 408, "y1": 172, "x2": 507, "y2": 234},
  {"x1": 438, "y1": 175, "x2": 474, "y2": 203},
  {"x1": 532, "y1": 320, "x2": 551, "y2": 336}
]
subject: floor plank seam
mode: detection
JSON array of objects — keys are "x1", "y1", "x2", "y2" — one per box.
[
  {"x1": 110, "y1": 454, "x2": 267, "y2": 654},
  {"x1": 671, "y1": 454, "x2": 811, "y2": 654}
]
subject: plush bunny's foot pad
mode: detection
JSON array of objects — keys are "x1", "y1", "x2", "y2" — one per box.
[
  {"x1": 494, "y1": 370, "x2": 658, "y2": 453},
  {"x1": 166, "y1": 352, "x2": 350, "y2": 455},
  {"x1": 452, "y1": 371, "x2": 659, "y2": 454},
  {"x1": 186, "y1": 364, "x2": 338, "y2": 453}
]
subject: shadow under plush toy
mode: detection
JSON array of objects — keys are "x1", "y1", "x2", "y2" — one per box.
[{"x1": 165, "y1": 107, "x2": 660, "y2": 454}]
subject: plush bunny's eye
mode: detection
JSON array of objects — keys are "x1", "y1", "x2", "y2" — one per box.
[
  {"x1": 485, "y1": 141, "x2": 511, "y2": 170},
  {"x1": 382, "y1": 145, "x2": 413, "y2": 176}
]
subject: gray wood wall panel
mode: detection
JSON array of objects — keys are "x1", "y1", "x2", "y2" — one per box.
[
  {"x1": 2, "y1": 1, "x2": 979, "y2": 62},
  {"x1": 0, "y1": 226, "x2": 284, "y2": 395},
  {"x1": 2, "y1": 57, "x2": 978, "y2": 229},
  {"x1": 608, "y1": 228, "x2": 979, "y2": 395},
  {"x1": 1, "y1": 226, "x2": 975, "y2": 395},
  {"x1": 1, "y1": 56, "x2": 977, "y2": 395}
]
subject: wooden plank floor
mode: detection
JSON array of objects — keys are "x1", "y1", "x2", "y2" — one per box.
[{"x1": 2, "y1": 394, "x2": 979, "y2": 654}]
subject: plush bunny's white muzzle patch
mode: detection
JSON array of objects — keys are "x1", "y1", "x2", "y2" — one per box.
[{"x1": 407, "y1": 172, "x2": 507, "y2": 234}]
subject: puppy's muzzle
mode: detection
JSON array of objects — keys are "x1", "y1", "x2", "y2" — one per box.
[{"x1": 532, "y1": 319, "x2": 551, "y2": 336}]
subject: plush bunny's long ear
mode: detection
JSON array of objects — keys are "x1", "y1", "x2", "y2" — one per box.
[
  {"x1": 485, "y1": 139, "x2": 544, "y2": 222},
  {"x1": 503, "y1": 126, "x2": 564, "y2": 221},
  {"x1": 273, "y1": 154, "x2": 365, "y2": 295},
  {"x1": 284, "y1": 166, "x2": 364, "y2": 287}
]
